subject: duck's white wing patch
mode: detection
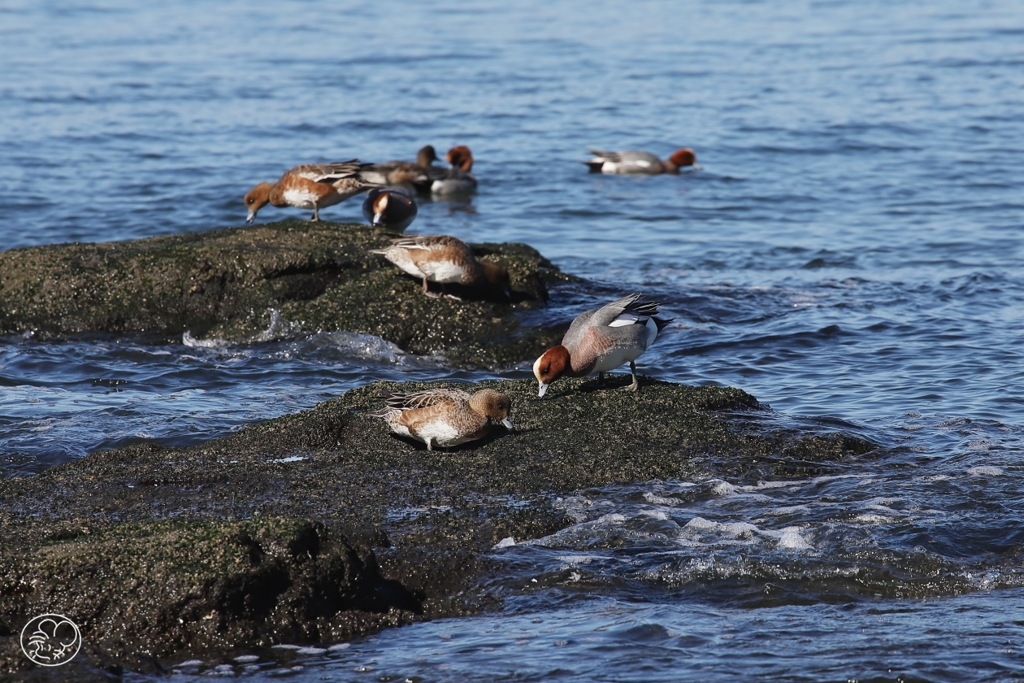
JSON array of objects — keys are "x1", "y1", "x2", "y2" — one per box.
[{"x1": 608, "y1": 313, "x2": 644, "y2": 328}]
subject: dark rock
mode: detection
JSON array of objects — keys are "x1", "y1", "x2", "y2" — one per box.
[
  {"x1": 0, "y1": 377, "x2": 877, "y2": 676},
  {"x1": 0, "y1": 221, "x2": 571, "y2": 367}
]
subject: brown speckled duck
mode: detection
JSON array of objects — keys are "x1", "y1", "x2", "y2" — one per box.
[
  {"x1": 374, "y1": 388, "x2": 513, "y2": 451},
  {"x1": 244, "y1": 160, "x2": 378, "y2": 223}
]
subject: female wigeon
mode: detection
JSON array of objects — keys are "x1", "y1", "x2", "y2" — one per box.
[
  {"x1": 371, "y1": 234, "x2": 510, "y2": 300},
  {"x1": 375, "y1": 388, "x2": 513, "y2": 451},
  {"x1": 244, "y1": 160, "x2": 379, "y2": 223},
  {"x1": 533, "y1": 293, "x2": 672, "y2": 397},
  {"x1": 362, "y1": 186, "x2": 418, "y2": 231},
  {"x1": 359, "y1": 145, "x2": 447, "y2": 192},
  {"x1": 431, "y1": 145, "x2": 478, "y2": 195},
  {"x1": 585, "y1": 148, "x2": 697, "y2": 175}
]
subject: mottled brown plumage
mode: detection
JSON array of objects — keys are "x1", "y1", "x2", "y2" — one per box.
[
  {"x1": 374, "y1": 388, "x2": 513, "y2": 451},
  {"x1": 244, "y1": 160, "x2": 379, "y2": 223},
  {"x1": 371, "y1": 234, "x2": 510, "y2": 300}
]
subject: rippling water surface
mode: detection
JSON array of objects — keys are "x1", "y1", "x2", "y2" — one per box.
[{"x1": 2, "y1": 0, "x2": 1024, "y2": 680}]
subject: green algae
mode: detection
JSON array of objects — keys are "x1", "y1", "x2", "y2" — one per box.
[
  {"x1": 0, "y1": 377, "x2": 877, "y2": 676},
  {"x1": 0, "y1": 220, "x2": 570, "y2": 367}
]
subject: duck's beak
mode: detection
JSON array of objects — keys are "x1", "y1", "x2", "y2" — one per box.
[
  {"x1": 501, "y1": 418, "x2": 514, "y2": 431},
  {"x1": 246, "y1": 211, "x2": 256, "y2": 224},
  {"x1": 537, "y1": 383, "x2": 549, "y2": 398}
]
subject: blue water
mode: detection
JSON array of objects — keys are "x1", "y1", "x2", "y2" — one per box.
[{"x1": 3, "y1": 0, "x2": 1024, "y2": 680}]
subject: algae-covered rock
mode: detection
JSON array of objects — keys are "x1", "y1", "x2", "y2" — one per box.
[
  {"x1": 0, "y1": 518, "x2": 421, "y2": 676},
  {"x1": 0, "y1": 221, "x2": 570, "y2": 367},
  {"x1": 0, "y1": 377, "x2": 877, "y2": 676}
]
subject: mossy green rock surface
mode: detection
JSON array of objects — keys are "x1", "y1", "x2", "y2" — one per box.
[
  {"x1": 0, "y1": 377, "x2": 877, "y2": 677},
  {"x1": 0, "y1": 220, "x2": 566, "y2": 366}
]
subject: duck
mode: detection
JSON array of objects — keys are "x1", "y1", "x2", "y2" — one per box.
[
  {"x1": 584, "y1": 148, "x2": 697, "y2": 175},
  {"x1": 371, "y1": 234, "x2": 510, "y2": 300},
  {"x1": 431, "y1": 145, "x2": 478, "y2": 195},
  {"x1": 362, "y1": 186, "x2": 418, "y2": 231},
  {"x1": 244, "y1": 160, "x2": 379, "y2": 223},
  {"x1": 533, "y1": 293, "x2": 672, "y2": 397},
  {"x1": 374, "y1": 387, "x2": 513, "y2": 451},
  {"x1": 358, "y1": 145, "x2": 447, "y2": 192}
]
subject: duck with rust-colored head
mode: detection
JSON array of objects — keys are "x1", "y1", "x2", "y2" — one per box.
[
  {"x1": 431, "y1": 145, "x2": 478, "y2": 195},
  {"x1": 533, "y1": 293, "x2": 672, "y2": 397},
  {"x1": 371, "y1": 234, "x2": 510, "y2": 300},
  {"x1": 244, "y1": 160, "x2": 380, "y2": 223},
  {"x1": 374, "y1": 387, "x2": 513, "y2": 451},
  {"x1": 362, "y1": 186, "x2": 418, "y2": 231},
  {"x1": 584, "y1": 147, "x2": 697, "y2": 175}
]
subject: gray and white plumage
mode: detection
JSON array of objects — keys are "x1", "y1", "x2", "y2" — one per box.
[
  {"x1": 533, "y1": 293, "x2": 672, "y2": 396},
  {"x1": 584, "y1": 148, "x2": 697, "y2": 175}
]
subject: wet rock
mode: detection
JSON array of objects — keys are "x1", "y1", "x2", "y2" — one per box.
[
  {"x1": 0, "y1": 377, "x2": 877, "y2": 676},
  {"x1": 0, "y1": 220, "x2": 570, "y2": 367}
]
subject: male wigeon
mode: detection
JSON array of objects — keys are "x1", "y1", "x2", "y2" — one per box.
[
  {"x1": 362, "y1": 186, "x2": 418, "y2": 231},
  {"x1": 359, "y1": 145, "x2": 447, "y2": 192},
  {"x1": 244, "y1": 160, "x2": 379, "y2": 223},
  {"x1": 374, "y1": 387, "x2": 513, "y2": 451},
  {"x1": 584, "y1": 148, "x2": 697, "y2": 175},
  {"x1": 533, "y1": 293, "x2": 672, "y2": 397},
  {"x1": 431, "y1": 145, "x2": 478, "y2": 195},
  {"x1": 371, "y1": 234, "x2": 510, "y2": 300}
]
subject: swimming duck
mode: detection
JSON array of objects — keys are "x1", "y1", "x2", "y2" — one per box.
[
  {"x1": 431, "y1": 145, "x2": 478, "y2": 195},
  {"x1": 371, "y1": 234, "x2": 510, "y2": 300},
  {"x1": 362, "y1": 186, "x2": 418, "y2": 231},
  {"x1": 584, "y1": 148, "x2": 697, "y2": 175},
  {"x1": 359, "y1": 145, "x2": 447, "y2": 191},
  {"x1": 375, "y1": 387, "x2": 513, "y2": 451},
  {"x1": 533, "y1": 293, "x2": 671, "y2": 397},
  {"x1": 244, "y1": 160, "x2": 379, "y2": 223}
]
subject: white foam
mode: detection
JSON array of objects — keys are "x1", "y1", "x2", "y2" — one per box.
[
  {"x1": 853, "y1": 513, "x2": 896, "y2": 524},
  {"x1": 598, "y1": 513, "x2": 626, "y2": 525},
  {"x1": 685, "y1": 516, "x2": 718, "y2": 531},
  {"x1": 494, "y1": 536, "x2": 516, "y2": 549},
  {"x1": 254, "y1": 308, "x2": 302, "y2": 342},
  {"x1": 764, "y1": 505, "x2": 811, "y2": 516},
  {"x1": 720, "y1": 522, "x2": 758, "y2": 538},
  {"x1": 775, "y1": 527, "x2": 812, "y2": 549},
  {"x1": 309, "y1": 330, "x2": 410, "y2": 364},
  {"x1": 182, "y1": 330, "x2": 230, "y2": 348},
  {"x1": 643, "y1": 492, "x2": 683, "y2": 506},
  {"x1": 967, "y1": 466, "x2": 1003, "y2": 477},
  {"x1": 555, "y1": 555, "x2": 605, "y2": 566},
  {"x1": 752, "y1": 479, "x2": 805, "y2": 490},
  {"x1": 711, "y1": 480, "x2": 736, "y2": 496}
]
